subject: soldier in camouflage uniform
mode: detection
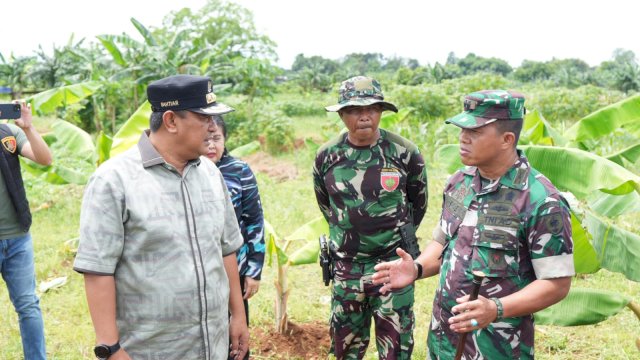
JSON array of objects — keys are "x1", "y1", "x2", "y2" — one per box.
[
  {"x1": 313, "y1": 76, "x2": 428, "y2": 359},
  {"x1": 373, "y1": 90, "x2": 574, "y2": 359}
]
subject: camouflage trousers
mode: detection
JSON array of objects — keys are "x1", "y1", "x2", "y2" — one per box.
[{"x1": 330, "y1": 260, "x2": 414, "y2": 360}]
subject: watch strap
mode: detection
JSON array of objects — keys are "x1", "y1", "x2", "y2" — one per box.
[{"x1": 413, "y1": 260, "x2": 423, "y2": 280}]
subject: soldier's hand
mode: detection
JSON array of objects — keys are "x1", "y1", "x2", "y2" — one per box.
[
  {"x1": 372, "y1": 248, "x2": 416, "y2": 294},
  {"x1": 448, "y1": 295, "x2": 498, "y2": 333}
]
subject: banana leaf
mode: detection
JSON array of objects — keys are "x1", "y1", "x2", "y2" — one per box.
[
  {"x1": 264, "y1": 220, "x2": 288, "y2": 267},
  {"x1": 29, "y1": 81, "x2": 101, "y2": 114},
  {"x1": 96, "y1": 131, "x2": 113, "y2": 166},
  {"x1": 588, "y1": 191, "x2": 640, "y2": 218},
  {"x1": 571, "y1": 211, "x2": 600, "y2": 274},
  {"x1": 51, "y1": 120, "x2": 95, "y2": 161},
  {"x1": 96, "y1": 35, "x2": 126, "y2": 67},
  {"x1": 433, "y1": 144, "x2": 463, "y2": 174},
  {"x1": 434, "y1": 145, "x2": 640, "y2": 199},
  {"x1": 521, "y1": 109, "x2": 568, "y2": 146},
  {"x1": 287, "y1": 217, "x2": 329, "y2": 266},
  {"x1": 229, "y1": 141, "x2": 260, "y2": 157},
  {"x1": 380, "y1": 108, "x2": 413, "y2": 129},
  {"x1": 564, "y1": 94, "x2": 640, "y2": 143},
  {"x1": 535, "y1": 288, "x2": 630, "y2": 326},
  {"x1": 130, "y1": 18, "x2": 158, "y2": 47},
  {"x1": 584, "y1": 211, "x2": 640, "y2": 281},
  {"x1": 606, "y1": 142, "x2": 640, "y2": 167},
  {"x1": 110, "y1": 101, "x2": 151, "y2": 158},
  {"x1": 523, "y1": 146, "x2": 640, "y2": 198}
]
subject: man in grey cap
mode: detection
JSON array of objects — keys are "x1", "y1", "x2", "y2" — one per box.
[{"x1": 74, "y1": 75, "x2": 248, "y2": 360}]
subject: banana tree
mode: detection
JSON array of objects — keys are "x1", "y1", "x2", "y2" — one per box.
[
  {"x1": 264, "y1": 216, "x2": 329, "y2": 334},
  {"x1": 434, "y1": 94, "x2": 640, "y2": 347},
  {"x1": 19, "y1": 82, "x2": 106, "y2": 184}
]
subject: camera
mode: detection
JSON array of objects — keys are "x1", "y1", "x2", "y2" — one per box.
[{"x1": 0, "y1": 103, "x2": 21, "y2": 119}]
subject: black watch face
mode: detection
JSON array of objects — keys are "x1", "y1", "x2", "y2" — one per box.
[{"x1": 94, "y1": 345, "x2": 111, "y2": 358}]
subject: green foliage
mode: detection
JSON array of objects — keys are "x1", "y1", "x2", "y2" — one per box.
[
  {"x1": 524, "y1": 85, "x2": 627, "y2": 124},
  {"x1": 278, "y1": 98, "x2": 327, "y2": 117},
  {"x1": 455, "y1": 53, "x2": 513, "y2": 76},
  {"x1": 263, "y1": 115, "x2": 295, "y2": 154},
  {"x1": 564, "y1": 94, "x2": 640, "y2": 144},
  {"x1": 391, "y1": 73, "x2": 508, "y2": 123},
  {"x1": 223, "y1": 101, "x2": 295, "y2": 154},
  {"x1": 535, "y1": 288, "x2": 631, "y2": 326}
]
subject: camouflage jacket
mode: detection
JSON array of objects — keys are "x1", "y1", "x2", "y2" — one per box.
[
  {"x1": 313, "y1": 129, "x2": 428, "y2": 262},
  {"x1": 428, "y1": 151, "x2": 574, "y2": 359}
]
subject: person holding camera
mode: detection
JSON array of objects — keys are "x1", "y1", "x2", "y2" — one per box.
[
  {"x1": 313, "y1": 76, "x2": 428, "y2": 359},
  {"x1": 1, "y1": 101, "x2": 52, "y2": 360}
]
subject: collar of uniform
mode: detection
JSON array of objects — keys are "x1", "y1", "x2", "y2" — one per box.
[
  {"x1": 498, "y1": 150, "x2": 530, "y2": 190},
  {"x1": 464, "y1": 150, "x2": 530, "y2": 192},
  {"x1": 137, "y1": 130, "x2": 202, "y2": 169},
  {"x1": 342, "y1": 128, "x2": 386, "y2": 149}
]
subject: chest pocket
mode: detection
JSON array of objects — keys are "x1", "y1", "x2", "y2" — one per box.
[{"x1": 471, "y1": 212, "x2": 521, "y2": 278}]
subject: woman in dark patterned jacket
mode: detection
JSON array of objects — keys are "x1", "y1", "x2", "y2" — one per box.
[{"x1": 205, "y1": 115, "x2": 265, "y2": 360}]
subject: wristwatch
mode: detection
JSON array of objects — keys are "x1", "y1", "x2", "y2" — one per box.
[{"x1": 94, "y1": 341, "x2": 121, "y2": 359}]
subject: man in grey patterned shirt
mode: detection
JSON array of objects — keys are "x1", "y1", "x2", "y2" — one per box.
[{"x1": 74, "y1": 75, "x2": 248, "y2": 360}]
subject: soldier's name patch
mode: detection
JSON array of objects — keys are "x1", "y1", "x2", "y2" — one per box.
[
  {"x1": 1, "y1": 136, "x2": 17, "y2": 154},
  {"x1": 479, "y1": 213, "x2": 519, "y2": 228},
  {"x1": 380, "y1": 168, "x2": 400, "y2": 191}
]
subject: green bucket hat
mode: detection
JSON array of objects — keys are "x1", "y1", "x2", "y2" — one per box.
[
  {"x1": 325, "y1": 76, "x2": 398, "y2": 113},
  {"x1": 445, "y1": 90, "x2": 526, "y2": 129}
]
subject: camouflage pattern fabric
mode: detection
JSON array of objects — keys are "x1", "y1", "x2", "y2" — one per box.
[
  {"x1": 331, "y1": 260, "x2": 414, "y2": 360},
  {"x1": 428, "y1": 151, "x2": 574, "y2": 360},
  {"x1": 445, "y1": 90, "x2": 526, "y2": 129},
  {"x1": 325, "y1": 76, "x2": 398, "y2": 113},
  {"x1": 313, "y1": 129, "x2": 428, "y2": 261},
  {"x1": 314, "y1": 128, "x2": 427, "y2": 359}
]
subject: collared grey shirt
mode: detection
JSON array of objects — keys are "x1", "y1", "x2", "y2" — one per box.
[{"x1": 74, "y1": 131, "x2": 243, "y2": 360}]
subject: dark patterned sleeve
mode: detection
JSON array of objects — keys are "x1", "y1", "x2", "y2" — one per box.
[
  {"x1": 527, "y1": 194, "x2": 575, "y2": 279},
  {"x1": 407, "y1": 148, "x2": 428, "y2": 228},
  {"x1": 240, "y1": 162, "x2": 265, "y2": 280},
  {"x1": 313, "y1": 151, "x2": 331, "y2": 223}
]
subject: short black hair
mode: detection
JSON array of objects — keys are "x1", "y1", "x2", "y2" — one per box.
[
  {"x1": 213, "y1": 115, "x2": 227, "y2": 138},
  {"x1": 149, "y1": 110, "x2": 189, "y2": 132},
  {"x1": 494, "y1": 119, "x2": 523, "y2": 147}
]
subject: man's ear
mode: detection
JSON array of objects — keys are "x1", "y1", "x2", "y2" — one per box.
[
  {"x1": 163, "y1": 111, "x2": 179, "y2": 133},
  {"x1": 503, "y1": 131, "x2": 516, "y2": 149}
]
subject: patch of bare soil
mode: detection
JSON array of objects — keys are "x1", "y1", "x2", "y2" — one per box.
[
  {"x1": 251, "y1": 321, "x2": 330, "y2": 359},
  {"x1": 241, "y1": 151, "x2": 298, "y2": 182}
]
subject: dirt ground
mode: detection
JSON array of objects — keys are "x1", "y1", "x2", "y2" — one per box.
[
  {"x1": 242, "y1": 151, "x2": 299, "y2": 182},
  {"x1": 251, "y1": 321, "x2": 330, "y2": 359}
]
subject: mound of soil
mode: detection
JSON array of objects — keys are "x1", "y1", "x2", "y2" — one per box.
[
  {"x1": 242, "y1": 151, "x2": 298, "y2": 182},
  {"x1": 251, "y1": 321, "x2": 330, "y2": 359}
]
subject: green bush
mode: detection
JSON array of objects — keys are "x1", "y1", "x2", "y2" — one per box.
[
  {"x1": 523, "y1": 84, "x2": 626, "y2": 124},
  {"x1": 279, "y1": 99, "x2": 326, "y2": 117}
]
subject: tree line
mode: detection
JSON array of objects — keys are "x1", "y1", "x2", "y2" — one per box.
[{"x1": 1, "y1": 0, "x2": 639, "y2": 135}]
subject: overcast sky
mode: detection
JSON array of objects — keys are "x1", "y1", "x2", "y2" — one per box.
[{"x1": 4, "y1": 0, "x2": 639, "y2": 69}]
